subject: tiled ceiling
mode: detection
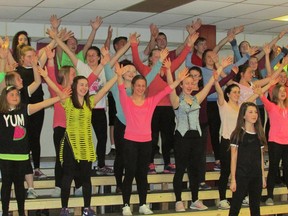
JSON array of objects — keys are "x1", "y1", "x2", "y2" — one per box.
[{"x1": 0, "y1": 0, "x2": 288, "y2": 35}]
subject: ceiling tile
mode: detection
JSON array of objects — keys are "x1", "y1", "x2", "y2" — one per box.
[
  {"x1": 104, "y1": 11, "x2": 155, "y2": 25},
  {"x1": 38, "y1": 0, "x2": 93, "y2": 8},
  {"x1": 244, "y1": 20, "x2": 287, "y2": 33},
  {"x1": 133, "y1": 13, "x2": 192, "y2": 26},
  {"x1": 168, "y1": 16, "x2": 227, "y2": 27},
  {"x1": 0, "y1": 6, "x2": 31, "y2": 20},
  {"x1": 82, "y1": 0, "x2": 144, "y2": 10},
  {"x1": 202, "y1": 3, "x2": 270, "y2": 18},
  {"x1": 244, "y1": 0, "x2": 288, "y2": 5},
  {"x1": 19, "y1": 8, "x2": 73, "y2": 21},
  {"x1": 61, "y1": 9, "x2": 115, "y2": 25},
  {"x1": 0, "y1": 0, "x2": 42, "y2": 6},
  {"x1": 213, "y1": 18, "x2": 260, "y2": 31},
  {"x1": 239, "y1": 6, "x2": 288, "y2": 19},
  {"x1": 164, "y1": 1, "x2": 234, "y2": 15}
]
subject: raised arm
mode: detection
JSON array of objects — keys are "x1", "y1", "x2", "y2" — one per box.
[
  {"x1": 165, "y1": 58, "x2": 179, "y2": 109},
  {"x1": 143, "y1": 23, "x2": 158, "y2": 55},
  {"x1": 27, "y1": 54, "x2": 42, "y2": 94},
  {"x1": 104, "y1": 25, "x2": 113, "y2": 50},
  {"x1": 82, "y1": 16, "x2": 103, "y2": 57},
  {"x1": 47, "y1": 28, "x2": 78, "y2": 67},
  {"x1": 215, "y1": 79, "x2": 224, "y2": 106}
]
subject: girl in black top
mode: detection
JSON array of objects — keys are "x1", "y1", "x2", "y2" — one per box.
[{"x1": 229, "y1": 102, "x2": 266, "y2": 216}]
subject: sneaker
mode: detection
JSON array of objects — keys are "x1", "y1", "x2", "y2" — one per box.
[
  {"x1": 242, "y1": 196, "x2": 249, "y2": 206},
  {"x1": 82, "y1": 208, "x2": 96, "y2": 216},
  {"x1": 175, "y1": 201, "x2": 185, "y2": 212},
  {"x1": 122, "y1": 204, "x2": 132, "y2": 216},
  {"x1": 148, "y1": 163, "x2": 156, "y2": 174},
  {"x1": 51, "y1": 186, "x2": 61, "y2": 198},
  {"x1": 60, "y1": 208, "x2": 70, "y2": 216},
  {"x1": 139, "y1": 204, "x2": 153, "y2": 215},
  {"x1": 199, "y1": 183, "x2": 211, "y2": 190},
  {"x1": 34, "y1": 169, "x2": 47, "y2": 179},
  {"x1": 75, "y1": 186, "x2": 83, "y2": 197},
  {"x1": 214, "y1": 163, "x2": 221, "y2": 171},
  {"x1": 218, "y1": 199, "x2": 230, "y2": 209},
  {"x1": 265, "y1": 198, "x2": 274, "y2": 206},
  {"x1": 163, "y1": 163, "x2": 176, "y2": 174},
  {"x1": 96, "y1": 166, "x2": 114, "y2": 176},
  {"x1": 190, "y1": 200, "x2": 208, "y2": 211},
  {"x1": 27, "y1": 188, "x2": 38, "y2": 199}
]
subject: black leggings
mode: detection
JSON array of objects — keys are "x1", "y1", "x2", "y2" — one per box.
[
  {"x1": 28, "y1": 109, "x2": 44, "y2": 169},
  {"x1": 91, "y1": 109, "x2": 107, "y2": 168},
  {"x1": 61, "y1": 138, "x2": 92, "y2": 208},
  {"x1": 173, "y1": 130, "x2": 203, "y2": 202},
  {"x1": 113, "y1": 117, "x2": 126, "y2": 189},
  {"x1": 122, "y1": 139, "x2": 152, "y2": 206},
  {"x1": 229, "y1": 175, "x2": 262, "y2": 216},
  {"x1": 0, "y1": 159, "x2": 27, "y2": 216},
  {"x1": 218, "y1": 137, "x2": 231, "y2": 201}
]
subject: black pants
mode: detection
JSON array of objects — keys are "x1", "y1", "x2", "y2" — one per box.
[
  {"x1": 91, "y1": 109, "x2": 107, "y2": 168},
  {"x1": 28, "y1": 109, "x2": 44, "y2": 169},
  {"x1": 113, "y1": 117, "x2": 126, "y2": 189},
  {"x1": 267, "y1": 142, "x2": 288, "y2": 199},
  {"x1": 122, "y1": 139, "x2": 152, "y2": 206},
  {"x1": 0, "y1": 159, "x2": 27, "y2": 216},
  {"x1": 173, "y1": 130, "x2": 203, "y2": 202},
  {"x1": 229, "y1": 175, "x2": 262, "y2": 216},
  {"x1": 199, "y1": 124, "x2": 208, "y2": 183},
  {"x1": 54, "y1": 127, "x2": 82, "y2": 189},
  {"x1": 150, "y1": 106, "x2": 175, "y2": 166},
  {"x1": 218, "y1": 137, "x2": 231, "y2": 201},
  {"x1": 207, "y1": 101, "x2": 221, "y2": 161},
  {"x1": 61, "y1": 138, "x2": 92, "y2": 208}
]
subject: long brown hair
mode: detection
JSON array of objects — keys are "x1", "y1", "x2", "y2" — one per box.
[
  {"x1": 230, "y1": 102, "x2": 267, "y2": 148},
  {"x1": 71, "y1": 76, "x2": 91, "y2": 110},
  {"x1": 0, "y1": 86, "x2": 21, "y2": 113},
  {"x1": 271, "y1": 84, "x2": 288, "y2": 106}
]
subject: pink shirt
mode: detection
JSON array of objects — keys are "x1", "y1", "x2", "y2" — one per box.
[
  {"x1": 131, "y1": 43, "x2": 191, "y2": 106},
  {"x1": 47, "y1": 66, "x2": 97, "y2": 129},
  {"x1": 118, "y1": 84, "x2": 172, "y2": 142},
  {"x1": 261, "y1": 96, "x2": 288, "y2": 144}
]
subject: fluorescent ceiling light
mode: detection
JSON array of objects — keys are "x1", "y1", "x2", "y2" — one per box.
[{"x1": 271, "y1": 15, "x2": 288, "y2": 21}]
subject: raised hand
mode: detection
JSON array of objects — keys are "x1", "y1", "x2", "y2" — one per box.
[
  {"x1": 59, "y1": 87, "x2": 72, "y2": 101},
  {"x1": 45, "y1": 46, "x2": 55, "y2": 60},
  {"x1": 263, "y1": 43, "x2": 271, "y2": 55},
  {"x1": 90, "y1": 16, "x2": 103, "y2": 30},
  {"x1": 213, "y1": 70, "x2": 220, "y2": 81},
  {"x1": 0, "y1": 46, "x2": 9, "y2": 59},
  {"x1": 210, "y1": 51, "x2": 219, "y2": 64},
  {"x1": 46, "y1": 28, "x2": 57, "y2": 39},
  {"x1": 50, "y1": 14, "x2": 61, "y2": 30},
  {"x1": 247, "y1": 46, "x2": 258, "y2": 56},
  {"x1": 150, "y1": 23, "x2": 159, "y2": 39},
  {"x1": 233, "y1": 25, "x2": 244, "y2": 35},
  {"x1": 278, "y1": 28, "x2": 288, "y2": 39},
  {"x1": 221, "y1": 56, "x2": 233, "y2": 68},
  {"x1": 59, "y1": 28, "x2": 74, "y2": 42},
  {"x1": 107, "y1": 25, "x2": 113, "y2": 40},
  {"x1": 160, "y1": 48, "x2": 169, "y2": 62},
  {"x1": 187, "y1": 32, "x2": 199, "y2": 47},
  {"x1": 38, "y1": 66, "x2": 48, "y2": 78},
  {"x1": 114, "y1": 62, "x2": 126, "y2": 77},
  {"x1": 163, "y1": 58, "x2": 171, "y2": 70},
  {"x1": 100, "y1": 47, "x2": 110, "y2": 65},
  {"x1": 177, "y1": 67, "x2": 189, "y2": 82},
  {"x1": 129, "y1": 32, "x2": 140, "y2": 44}
]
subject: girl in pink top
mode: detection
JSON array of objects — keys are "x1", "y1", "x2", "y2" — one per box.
[{"x1": 115, "y1": 63, "x2": 188, "y2": 216}]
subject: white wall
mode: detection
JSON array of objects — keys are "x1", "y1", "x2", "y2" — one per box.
[{"x1": 4, "y1": 21, "x2": 287, "y2": 157}]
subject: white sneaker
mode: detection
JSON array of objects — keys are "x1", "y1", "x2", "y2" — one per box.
[
  {"x1": 122, "y1": 204, "x2": 132, "y2": 216},
  {"x1": 51, "y1": 186, "x2": 61, "y2": 197},
  {"x1": 218, "y1": 199, "x2": 230, "y2": 209},
  {"x1": 242, "y1": 196, "x2": 249, "y2": 206},
  {"x1": 139, "y1": 204, "x2": 153, "y2": 215},
  {"x1": 75, "y1": 186, "x2": 83, "y2": 197},
  {"x1": 27, "y1": 188, "x2": 38, "y2": 199},
  {"x1": 190, "y1": 200, "x2": 208, "y2": 210}
]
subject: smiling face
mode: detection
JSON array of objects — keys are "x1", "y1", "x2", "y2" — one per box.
[
  {"x1": 244, "y1": 105, "x2": 258, "y2": 125},
  {"x1": 123, "y1": 65, "x2": 137, "y2": 82},
  {"x1": 7, "y1": 89, "x2": 21, "y2": 109},
  {"x1": 195, "y1": 40, "x2": 207, "y2": 55},
  {"x1": 239, "y1": 41, "x2": 250, "y2": 54},
  {"x1": 180, "y1": 76, "x2": 194, "y2": 95},
  {"x1": 227, "y1": 86, "x2": 240, "y2": 103},
  {"x1": 76, "y1": 78, "x2": 89, "y2": 98},
  {"x1": 156, "y1": 34, "x2": 167, "y2": 50},
  {"x1": 21, "y1": 50, "x2": 36, "y2": 67},
  {"x1": 132, "y1": 78, "x2": 147, "y2": 97},
  {"x1": 278, "y1": 71, "x2": 287, "y2": 86},
  {"x1": 204, "y1": 50, "x2": 214, "y2": 67},
  {"x1": 249, "y1": 57, "x2": 258, "y2": 71},
  {"x1": 86, "y1": 49, "x2": 100, "y2": 67},
  {"x1": 278, "y1": 86, "x2": 287, "y2": 101},
  {"x1": 241, "y1": 67, "x2": 253, "y2": 82}
]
